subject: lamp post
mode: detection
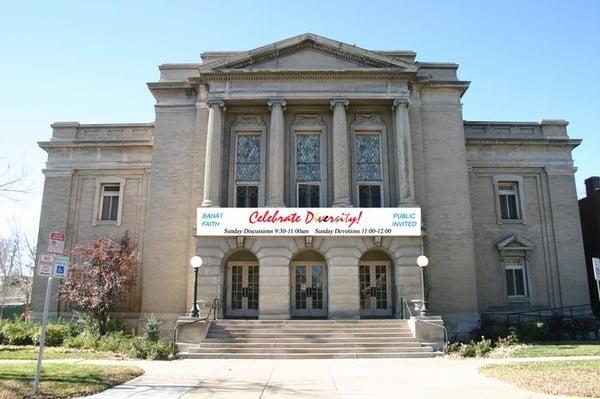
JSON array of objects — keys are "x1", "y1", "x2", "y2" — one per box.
[
  {"x1": 416, "y1": 255, "x2": 429, "y2": 316},
  {"x1": 190, "y1": 256, "x2": 203, "y2": 318}
]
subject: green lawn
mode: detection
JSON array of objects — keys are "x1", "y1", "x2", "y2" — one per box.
[
  {"x1": 480, "y1": 360, "x2": 600, "y2": 398},
  {"x1": 0, "y1": 363, "x2": 143, "y2": 398},
  {"x1": 0, "y1": 345, "x2": 123, "y2": 360},
  {"x1": 511, "y1": 343, "x2": 600, "y2": 358}
]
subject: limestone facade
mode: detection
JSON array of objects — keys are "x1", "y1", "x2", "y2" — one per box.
[{"x1": 31, "y1": 34, "x2": 589, "y2": 336}]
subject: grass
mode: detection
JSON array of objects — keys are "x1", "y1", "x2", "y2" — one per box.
[
  {"x1": 0, "y1": 345, "x2": 124, "y2": 361},
  {"x1": 480, "y1": 360, "x2": 600, "y2": 398},
  {"x1": 511, "y1": 343, "x2": 600, "y2": 358},
  {"x1": 0, "y1": 363, "x2": 143, "y2": 398}
]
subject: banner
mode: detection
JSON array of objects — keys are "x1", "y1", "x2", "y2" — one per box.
[{"x1": 196, "y1": 207, "x2": 420, "y2": 236}]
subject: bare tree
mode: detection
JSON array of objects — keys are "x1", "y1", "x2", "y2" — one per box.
[
  {"x1": 0, "y1": 224, "x2": 36, "y2": 319},
  {"x1": 0, "y1": 143, "x2": 37, "y2": 201}
]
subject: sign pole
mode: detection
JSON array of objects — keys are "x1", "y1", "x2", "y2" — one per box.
[{"x1": 33, "y1": 276, "x2": 53, "y2": 395}]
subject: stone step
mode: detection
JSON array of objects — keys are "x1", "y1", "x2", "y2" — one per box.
[
  {"x1": 209, "y1": 327, "x2": 413, "y2": 333},
  {"x1": 194, "y1": 341, "x2": 423, "y2": 348},
  {"x1": 206, "y1": 332, "x2": 414, "y2": 338},
  {"x1": 178, "y1": 352, "x2": 439, "y2": 359},
  {"x1": 188, "y1": 337, "x2": 417, "y2": 345},
  {"x1": 188, "y1": 346, "x2": 433, "y2": 354},
  {"x1": 213, "y1": 320, "x2": 409, "y2": 326}
]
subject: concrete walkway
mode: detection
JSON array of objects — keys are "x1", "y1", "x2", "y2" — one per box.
[
  {"x1": 73, "y1": 355, "x2": 599, "y2": 399},
  {"x1": 3, "y1": 356, "x2": 598, "y2": 398}
]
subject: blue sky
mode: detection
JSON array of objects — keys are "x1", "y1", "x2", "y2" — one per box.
[{"x1": 0, "y1": 0, "x2": 599, "y2": 236}]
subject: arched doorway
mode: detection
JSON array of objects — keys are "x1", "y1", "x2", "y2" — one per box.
[
  {"x1": 224, "y1": 249, "x2": 259, "y2": 318},
  {"x1": 290, "y1": 249, "x2": 328, "y2": 318},
  {"x1": 359, "y1": 250, "x2": 393, "y2": 317}
]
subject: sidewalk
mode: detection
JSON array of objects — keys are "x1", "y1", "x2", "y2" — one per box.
[{"x1": 4, "y1": 356, "x2": 597, "y2": 398}]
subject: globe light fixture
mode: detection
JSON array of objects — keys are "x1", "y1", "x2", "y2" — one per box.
[
  {"x1": 190, "y1": 256, "x2": 203, "y2": 268},
  {"x1": 189, "y1": 256, "x2": 203, "y2": 317},
  {"x1": 416, "y1": 255, "x2": 429, "y2": 268}
]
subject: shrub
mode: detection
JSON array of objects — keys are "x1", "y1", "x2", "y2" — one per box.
[
  {"x1": 97, "y1": 331, "x2": 130, "y2": 353},
  {"x1": 144, "y1": 315, "x2": 160, "y2": 342},
  {"x1": 474, "y1": 337, "x2": 493, "y2": 357},
  {"x1": 68, "y1": 311, "x2": 99, "y2": 335},
  {"x1": 512, "y1": 321, "x2": 550, "y2": 342},
  {"x1": 63, "y1": 332, "x2": 99, "y2": 350},
  {"x1": 496, "y1": 328, "x2": 520, "y2": 347},
  {"x1": 1, "y1": 317, "x2": 37, "y2": 345},
  {"x1": 147, "y1": 339, "x2": 171, "y2": 360},
  {"x1": 44, "y1": 323, "x2": 71, "y2": 347},
  {"x1": 128, "y1": 337, "x2": 148, "y2": 359}
]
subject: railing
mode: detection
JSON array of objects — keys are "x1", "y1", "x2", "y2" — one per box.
[
  {"x1": 172, "y1": 298, "x2": 219, "y2": 356},
  {"x1": 400, "y1": 297, "x2": 448, "y2": 353},
  {"x1": 481, "y1": 304, "x2": 595, "y2": 329}
]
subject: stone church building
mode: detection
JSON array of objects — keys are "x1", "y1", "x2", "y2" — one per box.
[{"x1": 32, "y1": 34, "x2": 589, "y2": 336}]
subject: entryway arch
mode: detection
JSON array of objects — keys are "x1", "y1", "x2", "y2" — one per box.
[
  {"x1": 359, "y1": 249, "x2": 394, "y2": 317},
  {"x1": 223, "y1": 249, "x2": 259, "y2": 318},
  {"x1": 290, "y1": 249, "x2": 328, "y2": 318}
]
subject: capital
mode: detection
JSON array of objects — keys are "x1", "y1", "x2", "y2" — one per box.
[
  {"x1": 330, "y1": 98, "x2": 349, "y2": 110},
  {"x1": 267, "y1": 98, "x2": 286, "y2": 110},
  {"x1": 207, "y1": 99, "x2": 226, "y2": 110},
  {"x1": 392, "y1": 97, "x2": 411, "y2": 109}
]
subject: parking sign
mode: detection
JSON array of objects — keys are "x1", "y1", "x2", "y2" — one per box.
[{"x1": 53, "y1": 256, "x2": 69, "y2": 279}]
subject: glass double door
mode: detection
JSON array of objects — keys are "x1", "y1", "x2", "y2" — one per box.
[
  {"x1": 226, "y1": 263, "x2": 259, "y2": 318},
  {"x1": 291, "y1": 263, "x2": 327, "y2": 317},
  {"x1": 359, "y1": 261, "x2": 392, "y2": 317}
]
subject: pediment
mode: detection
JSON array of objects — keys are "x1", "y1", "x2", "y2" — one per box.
[
  {"x1": 200, "y1": 33, "x2": 417, "y2": 72},
  {"x1": 497, "y1": 235, "x2": 534, "y2": 253}
]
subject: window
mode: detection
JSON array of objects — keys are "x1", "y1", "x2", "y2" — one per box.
[
  {"x1": 498, "y1": 182, "x2": 521, "y2": 220},
  {"x1": 296, "y1": 133, "x2": 321, "y2": 207},
  {"x1": 99, "y1": 184, "x2": 120, "y2": 221},
  {"x1": 235, "y1": 133, "x2": 261, "y2": 207},
  {"x1": 356, "y1": 133, "x2": 382, "y2": 207},
  {"x1": 504, "y1": 257, "x2": 528, "y2": 297}
]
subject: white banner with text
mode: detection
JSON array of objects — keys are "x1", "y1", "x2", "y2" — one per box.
[{"x1": 196, "y1": 208, "x2": 421, "y2": 236}]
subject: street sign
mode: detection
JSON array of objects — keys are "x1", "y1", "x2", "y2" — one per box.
[
  {"x1": 53, "y1": 255, "x2": 69, "y2": 279},
  {"x1": 48, "y1": 232, "x2": 66, "y2": 255},
  {"x1": 37, "y1": 254, "x2": 54, "y2": 277},
  {"x1": 593, "y1": 258, "x2": 600, "y2": 281}
]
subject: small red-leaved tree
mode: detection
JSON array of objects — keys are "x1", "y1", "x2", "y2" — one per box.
[{"x1": 58, "y1": 233, "x2": 138, "y2": 335}]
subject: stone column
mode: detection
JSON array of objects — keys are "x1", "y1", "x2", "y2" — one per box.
[
  {"x1": 331, "y1": 98, "x2": 351, "y2": 207},
  {"x1": 266, "y1": 99, "x2": 286, "y2": 207},
  {"x1": 393, "y1": 96, "x2": 415, "y2": 206},
  {"x1": 201, "y1": 99, "x2": 225, "y2": 207}
]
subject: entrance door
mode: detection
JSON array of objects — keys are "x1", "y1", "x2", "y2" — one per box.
[
  {"x1": 226, "y1": 262, "x2": 259, "y2": 318},
  {"x1": 291, "y1": 262, "x2": 327, "y2": 317},
  {"x1": 359, "y1": 261, "x2": 392, "y2": 317}
]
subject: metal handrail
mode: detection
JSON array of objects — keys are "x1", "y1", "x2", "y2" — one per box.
[
  {"x1": 482, "y1": 304, "x2": 591, "y2": 317},
  {"x1": 172, "y1": 297, "x2": 219, "y2": 356},
  {"x1": 400, "y1": 297, "x2": 448, "y2": 354}
]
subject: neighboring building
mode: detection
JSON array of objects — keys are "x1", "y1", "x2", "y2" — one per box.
[
  {"x1": 31, "y1": 33, "x2": 590, "y2": 336},
  {"x1": 579, "y1": 177, "x2": 600, "y2": 315}
]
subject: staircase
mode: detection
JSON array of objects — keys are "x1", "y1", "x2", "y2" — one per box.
[{"x1": 177, "y1": 319, "x2": 439, "y2": 359}]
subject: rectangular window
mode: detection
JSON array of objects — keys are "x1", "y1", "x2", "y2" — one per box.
[
  {"x1": 505, "y1": 257, "x2": 528, "y2": 297},
  {"x1": 358, "y1": 184, "x2": 382, "y2": 208},
  {"x1": 356, "y1": 133, "x2": 382, "y2": 207},
  {"x1": 296, "y1": 133, "x2": 321, "y2": 207},
  {"x1": 498, "y1": 182, "x2": 521, "y2": 220},
  {"x1": 99, "y1": 184, "x2": 120, "y2": 221},
  {"x1": 298, "y1": 184, "x2": 320, "y2": 207},
  {"x1": 236, "y1": 185, "x2": 258, "y2": 207},
  {"x1": 235, "y1": 133, "x2": 261, "y2": 207}
]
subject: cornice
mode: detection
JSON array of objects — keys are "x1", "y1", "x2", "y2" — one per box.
[
  {"x1": 198, "y1": 70, "x2": 416, "y2": 82},
  {"x1": 465, "y1": 137, "x2": 581, "y2": 148},
  {"x1": 38, "y1": 140, "x2": 153, "y2": 151}
]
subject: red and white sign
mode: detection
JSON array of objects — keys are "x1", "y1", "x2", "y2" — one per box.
[
  {"x1": 38, "y1": 254, "x2": 54, "y2": 277},
  {"x1": 47, "y1": 232, "x2": 66, "y2": 255},
  {"x1": 196, "y1": 207, "x2": 421, "y2": 236}
]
